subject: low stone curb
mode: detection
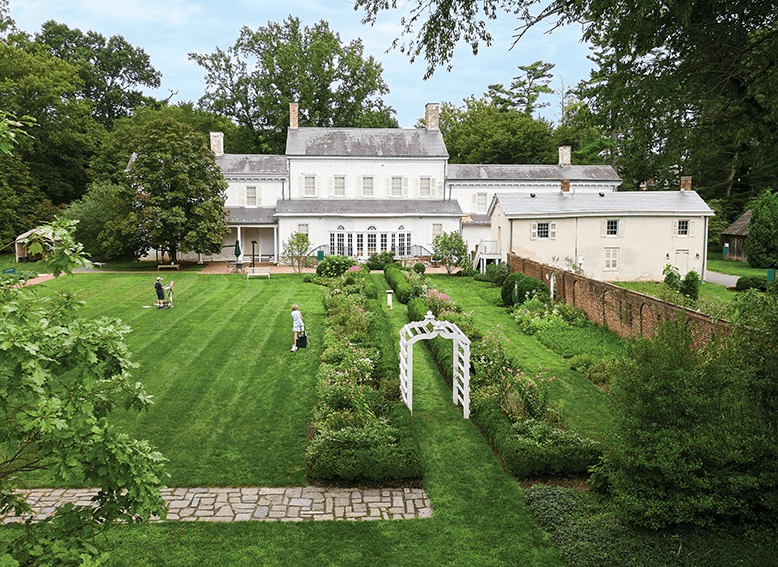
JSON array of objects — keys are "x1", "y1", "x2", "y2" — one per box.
[{"x1": 2, "y1": 486, "x2": 433, "y2": 523}]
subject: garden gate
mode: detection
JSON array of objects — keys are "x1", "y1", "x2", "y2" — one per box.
[{"x1": 399, "y1": 311, "x2": 471, "y2": 418}]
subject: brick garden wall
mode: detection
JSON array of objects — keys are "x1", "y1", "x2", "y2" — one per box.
[{"x1": 507, "y1": 253, "x2": 730, "y2": 346}]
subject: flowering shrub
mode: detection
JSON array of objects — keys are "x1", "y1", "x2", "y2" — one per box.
[
  {"x1": 423, "y1": 289, "x2": 452, "y2": 316},
  {"x1": 316, "y1": 254, "x2": 357, "y2": 278}
]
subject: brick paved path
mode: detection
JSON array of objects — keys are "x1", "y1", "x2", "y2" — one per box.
[{"x1": 2, "y1": 486, "x2": 432, "y2": 523}]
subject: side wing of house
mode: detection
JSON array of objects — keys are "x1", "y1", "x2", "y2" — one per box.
[{"x1": 491, "y1": 190, "x2": 714, "y2": 281}]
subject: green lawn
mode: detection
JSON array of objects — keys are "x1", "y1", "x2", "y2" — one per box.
[
  {"x1": 31, "y1": 272, "x2": 325, "y2": 487},
  {"x1": 10, "y1": 272, "x2": 562, "y2": 566},
  {"x1": 707, "y1": 256, "x2": 774, "y2": 278}
]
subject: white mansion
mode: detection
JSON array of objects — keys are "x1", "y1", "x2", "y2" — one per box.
[{"x1": 192, "y1": 102, "x2": 712, "y2": 281}]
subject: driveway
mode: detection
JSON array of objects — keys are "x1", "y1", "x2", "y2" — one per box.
[{"x1": 705, "y1": 270, "x2": 739, "y2": 288}]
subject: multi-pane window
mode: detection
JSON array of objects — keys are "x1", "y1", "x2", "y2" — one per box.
[
  {"x1": 333, "y1": 176, "x2": 346, "y2": 197},
  {"x1": 246, "y1": 186, "x2": 257, "y2": 206},
  {"x1": 606, "y1": 219, "x2": 619, "y2": 236},
  {"x1": 605, "y1": 248, "x2": 619, "y2": 270},
  {"x1": 297, "y1": 223, "x2": 308, "y2": 235},
  {"x1": 432, "y1": 223, "x2": 443, "y2": 238},
  {"x1": 367, "y1": 233, "x2": 377, "y2": 255},
  {"x1": 677, "y1": 219, "x2": 689, "y2": 236},
  {"x1": 336, "y1": 232, "x2": 345, "y2": 255},
  {"x1": 362, "y1": 176, "x2": 374, "y2": 197},
  {"x1": 532, "y1": 221, "x2": 556, "y2": 240},
  {"x1": 476, "y1": 193, "x2": 487, "y2": 213},
  {"x1": 356, "y1": 234, "x2": 364, "y2": 257},
  {"x1": 304, "y1": 175, "x2": 316, "y2": 197},
  {"x1": 380, "y1": 233, "x2": 387, "y2": 252},
  {"x1": 391, "y1": 177, "x2": 403, "y2": 197},
  {"x1": 419, "y1": 178, "x2": 432, "y2": 197}
]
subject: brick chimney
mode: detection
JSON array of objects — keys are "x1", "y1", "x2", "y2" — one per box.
[
  {"x1": 210, "y1": 132, "x2": 224, "y2": 157},
  {"x1": 289, "y1": 102, "x2": 299, "y2": 129},
  {"x1": 425, "y1": 103, "x2": 440, "y2": 131},
  {"x1": 558, "y1": 146, "x2": 571, "y2": 167},
  {"x1": 561, "y1": 179, "x2": 571, "y2": 192},
  {"x1": 680, "y1": 176, "x2": 692, "y2": 191}
]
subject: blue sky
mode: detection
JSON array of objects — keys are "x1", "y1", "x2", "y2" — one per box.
[{"x1": 10, "y1": 0, "x2": 595, "y2": 127}]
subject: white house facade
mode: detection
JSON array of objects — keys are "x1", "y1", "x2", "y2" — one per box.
[
  {"x1": 488, "y1": 189, "x2": 715, "y2": 281},
  {"x1": 177, "y1": 102, "x2": 718, "y2": 282}
]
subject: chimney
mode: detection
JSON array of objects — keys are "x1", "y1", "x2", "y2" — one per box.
[
  {"x1": 289, "y1": 102, "x2": 299, "y2": 129},
  {"x1": 561, "y1": 179, "x2": 571, "y2": 193},
  {"x1": 425, "y1": 103, "x2": 440, "y2": 131},
  {"x1": 210, "y1": 132, "x2": 224, "y2": 157},
  {"x1": 680, "y1": 176, "x2": 692, "y2": 191},
  {"x1": 558, "y1": 146, "x2": 571, "y2": 167}
]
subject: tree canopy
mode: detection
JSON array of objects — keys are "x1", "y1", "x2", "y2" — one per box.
[
  {"x1": 125, "y1": 118, "x2": 229, "y2": 262},
  {"x1": 355, "y1": 0, "x2": 778, "y2": 213},
  {"x1": 33, "y1": 21, "x2": 161, "y2": 126},
  {"x1": 745, "y1": 189, "x2": 778, "y2": 269},
  {"x1": 190, "y1": 16, "x2": 398, "y2": 154},
  {"x1": 440, "y1": 96, "x2": 556, "y2": 164}
]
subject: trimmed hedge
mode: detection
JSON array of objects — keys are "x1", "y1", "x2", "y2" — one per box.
[
  {"x1": 307, "y1": 406, "x2": 422, "y2": 482},
  {"x1": 473, "y1": 397, "x2": 601, "y2": 477},
  {"x1": 307, "y1": 272, "x2": 422, "y2": 483},
  {"x1": 384, "y1": 263, "x2": 413, "y2": 303}
]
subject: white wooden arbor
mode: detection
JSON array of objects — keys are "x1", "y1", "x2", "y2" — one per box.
[{"x1": 400, "y1": 311, "x2": 471, "y2": 418}]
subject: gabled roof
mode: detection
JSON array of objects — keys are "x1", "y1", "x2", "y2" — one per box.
[
  {"x1": 447, "y1": 163, "x2": 621, "y2": 183},
  {"x1": 722, "y1": 210, "x2": 751, "y2": 236},
  {"x1": 216, "y1": 154, "x2": 287, "y2": 176},
  {"x1": 490, "y1": 191, "x2": 715, "y2": 218},
  {"x1": 286, "y1": 127, "x2": 448, "y2": 158},
  {"x1": 275, "y1": 199, "x2": 462, "y2": 217}
]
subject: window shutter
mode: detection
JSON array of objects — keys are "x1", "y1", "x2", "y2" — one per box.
[
  {"x1": 472, "y1": 194, "x2": 478, "y2": 213},
  {"x1": 600, "y1": 220, "x2": 607, "y2": 237},
  {"x1": 239, "y1": 187, "x2": 245, "y2": 207},
  {"x1": 328, "y1": 176, "x2": 334, "y2": 197},
  {"x1": 315, "y1": 176, "x2": 320, "y2": 197},
  {"x1": 618, "y1": 219, "x2": 623, "y2": 237},
  {"x1": 414, "y1": 177, "x2": 420, "y2": 198},
  {"x1": 257, "y1": 188, "x2": 262, "y2": 206},
  {"x1": 385, "y1": 177, "x2": 391, "y2": 197},
  {"x1": 358, "y1": 176, "x2": 363, "y2": 197},
  {"x1": 298, "y1": 175, "x2": 304, "y2": 197},
  {"x1": 672, "y1": 219, "x2": 679, "y2": 236},
  {"x1": 403, "y1": 177, "x2": 408, "y2": 197},
  {"x1": 549, "y1": 222, "x2": 557, "y2": 240},
  {"x1": 689, "y1": 220, "x2": 696, "y2": 237},
  {"x1": 531, "y1": 223, "x2": 538, "y2": 240},
  {"x1": 431, "y1": 178, "x2": 437, "y2": 197}
]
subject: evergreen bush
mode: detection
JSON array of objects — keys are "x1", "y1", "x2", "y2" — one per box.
[{"x1": 501, "y1": 272, "x2": 550, "y2": 306}]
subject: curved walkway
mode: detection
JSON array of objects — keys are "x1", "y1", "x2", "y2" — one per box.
[{"x1": 3, "y1": 486, "x2": 432, "y2": 523}]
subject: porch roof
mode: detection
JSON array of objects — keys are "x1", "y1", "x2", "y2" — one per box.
[
  {"x1": 275, "y1": 199, "x2": 462, "y2": 217},
  {"x1": 226, "y1": 207, "x2": 277, "y2": 225}
]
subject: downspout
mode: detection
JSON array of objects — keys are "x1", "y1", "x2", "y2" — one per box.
[{"x1": 701, "y1": 215, "x2": 708, "y2": 280}]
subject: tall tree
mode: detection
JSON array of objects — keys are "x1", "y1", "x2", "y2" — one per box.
[
  {"x1": 0, "y1": 32, "x2": 103, "y2": 205},
  {"x1": 33, "y1": 21, "x2": 162, "y2": 126},
  {"x1": 355, "y1": 0, "x2": 778, "y2": 206},
  {"x1": 440, "y1": 96, "x2": 556, "y2": 164},
  {"x1": 190, "y1": 16, "x2": 397, "y2": 154},
  {"x1": 486, "y1": 60, "x2": 555, "y2": 116},
  {"x1": 552, "y1": 100, "x2": 613, "y2": 165},
  {"x1": 125, "y1": 118, "x2": 228, "y2": 262},
  {"x1": 745, "y1": 189, "x2": 778, "y2": 269}
]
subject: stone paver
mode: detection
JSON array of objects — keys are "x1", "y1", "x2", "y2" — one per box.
[{"x1": 2, "y1": 486, "x2": 432, "y2": 523}]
